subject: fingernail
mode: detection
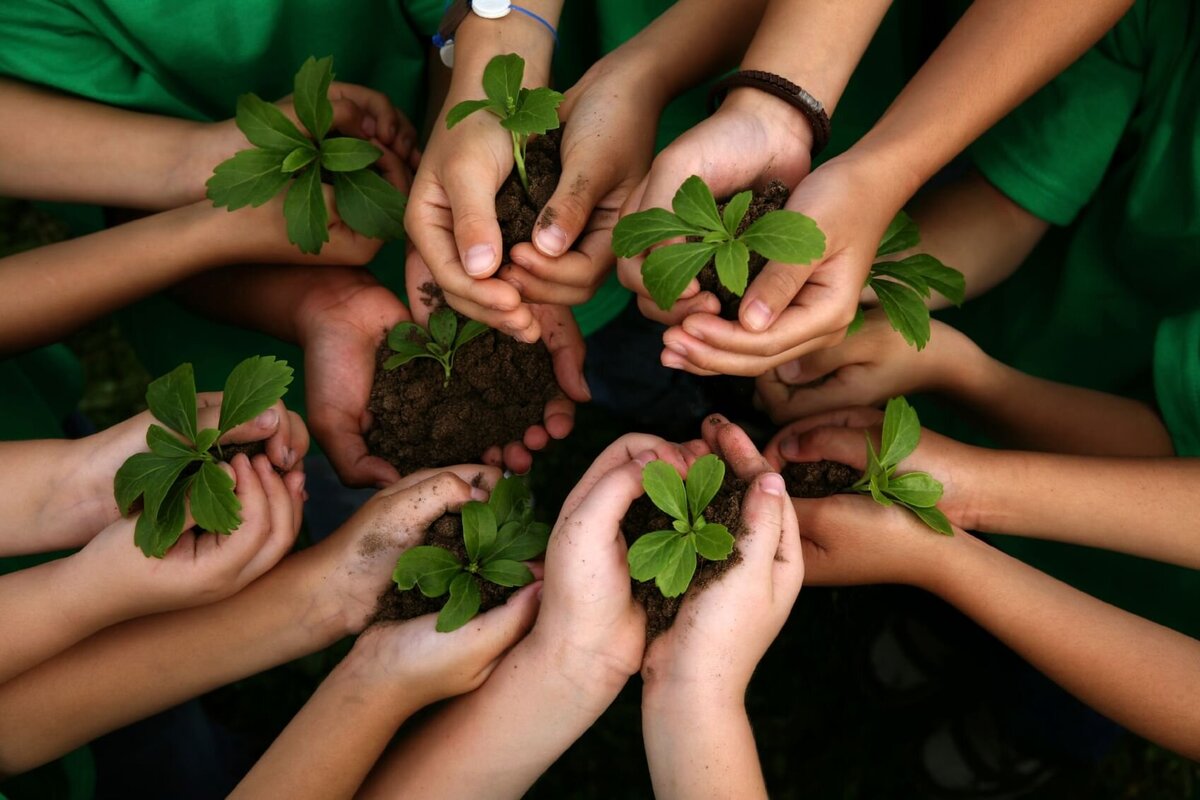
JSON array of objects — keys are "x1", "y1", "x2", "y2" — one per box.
[
  {"x1": 761, "y1": 472, "x2": 785, "y2": 496},
  {"x1": 254, "y1": 408, "x2": 279, "y2": 428},
  {"x1": 664, "y1": 340, "x2": 688, "y2": 357},
  {"x1": 535, "y1": 224, "x2": 568, "y2": 256},
  {"x1": 634, "y1": 449, "x2": 657, "y2": 466},
  {"x1": 465, "y1": 244, "x2": 496, "y2": 276},
  {"x1": 510, "y1": 251, "x2": 530, "y2": 269},
  {"x1": 744, "y1": 299, "x2": 773, "y2": 332},
  {"x1": 705, "y1": 413, "x2": 728, "y2": 427},
  {"x1": 470, "y1": 487, "x2": 489, "y2": 501},
  {"x1": 662, "y1": 353, "x2": 686, "y2": 371},
  {"x1": 579, "y1": 375, "x2": 592, "y2": 402},
  {"x1": 777, "y1": 360, "x2": 804, "y2": 384}
]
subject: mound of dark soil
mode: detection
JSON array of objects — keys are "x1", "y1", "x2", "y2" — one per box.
[
  {"x1": 697, "y1": 180, "x2": 791, "y2": 320},
  {"x1": 496, "y1": 128, "x2": 562, "y2": 258},
  {"x1": 782, "y1": 460, "x2": 860, "y2": 498}
]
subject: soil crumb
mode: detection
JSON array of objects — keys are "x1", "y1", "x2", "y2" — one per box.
[{"x1": 781, "y1": 460, "x2": 861, "y2": 498}]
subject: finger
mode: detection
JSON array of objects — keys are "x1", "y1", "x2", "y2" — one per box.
[
  {"x1": 736, "y1": 472, "x2": 790, "y2": 576},
  {"x1": 328, "y1": 97, "x2": 366, "y2": 140},
  {"x1": 540, "y1": 308, "x2": 590, "y2": 403},
  {"x1": 329, "y1": 83, "x2": 399, "y2": 142},
  {"x1": 542, "y1": 396, "x2": 575, "y2": 440},
  {"x1": 284, "y1": 469, "x2": 307, "y2": 532},
  {"x1": 522, "y1": 424, "x2": 550, "y2": 451},
  {"x1": 502, "y1": 441, "x2": 533, "y2": 475},
  {"x1": 210, "y1": 405, "x2": 279, "y2": 447},
  {"x1": 444, "y1": 164, "x2": 505, "y2": 279},
  {"x1": 456, "y1": 579, "x2": 541, "y2": 665},
  {"x1": 772, "y1": 477, "x2": 805, "y2": 600},
  {"x1": 228, "y1": 454, "x2": 268, "y2": 549},
  {"x1": 700, "y1": 415, "x2": 772, "y2": 480},
  {"x1": 561, "y1": 457, "x2": 654, "y2": 547},
  {"x1": 511, "y1": 241, "x2": 607, "y2": 291},
  {"x1": 681, "y1": 311, "x2": 850, "y2": 360},
  {"x1": 240, "y1": 455, "x2": 300, "y2": 578},
  {"x1": 379, "y1": 464, "x2": 501, "y2": 497},
  {"x1": 284, "y1": 411, "x2": 311, "y2": 468},
  {"x1": 499, "y1": 265, "x2": 593, "y2": 307},
  {"x1": 666, "y1": 324, "x2": 845, "y2": 377},
  {"x1": 309, "y1": 402, "x2": 401, "y2": 489},
  {"x1": 370, "y1": 138, "x2": 411, "y2": 194},
  {"x1": 392, "y1": 113, "x2": 419, "y2": 164},
  {"x1": 777, "y1": 334, "x2": 871, "y2": 385},
  {"x1": 779, "y1": 425, "x2": 874, "y2": 470},
  {"x1": 446, "y1": 291, "x2": 538, "y2": 343},
  {"x1": 634, "y1": 289, "x2": 716, "y2": 327},
  {"x1": 739, "y1": 260, "x2": 815, "y2": 333},
  {"x1": 560, "y1": 437, "x2": 683, "y2": 520},
  {"x1": 768, "y1": 365, "x2": 884, "y2": 421},
  {"x1": 661, "y1": 346, "x2": 721, "y2": 377},
  {"x1": 764, "y1": 409, "x2": 884, "y2": 471},
  {"x1": 482, "y1": 446, "x2": 504, "y2": 468},
  {"x1": 378, "y1": 472, "x2": 479, "y2": 549},
  {"x1": 533, "y1": 156, "x2": 615, "y2": 257}
]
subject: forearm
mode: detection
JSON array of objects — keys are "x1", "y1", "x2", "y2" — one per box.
[
  {"x1": 965, "y1": 452, "x2": 1200, "y2": 568},
  {"x1": 0, "y1": 203, "x2": 239, "y2": 356},
  {"x1": 359, "y1": 635, "x2": 627, "y2": 799},
  {"x1": 0, "y1": 78, "x2": 209, "y2": 209},
  {"x1": 447, "y1": 0, "x2": 562, "y2": 93},
  {"x1": 848, "y1": 0, "x2": 1132, "y2": 207},
  {"x1": 929, "y1": 534, "x2": 1200, "y2": 760},
  {"x1": 232, "y1": 646, "x2": 418, "y2": 800},
  {"x1": 642, "y1": 689, "x2": 767, "y2": 800},
  {"x1": 0, "y1": 546, "x2": 349, "y2": 775}
]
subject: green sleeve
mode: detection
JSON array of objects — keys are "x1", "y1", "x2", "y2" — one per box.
[
  {"x1": 969, "y1": 8, "x2": 1145, "y2": 226},
  {"x1": 1154, "y1": 311, "x2": 1200, "y2": 457}
]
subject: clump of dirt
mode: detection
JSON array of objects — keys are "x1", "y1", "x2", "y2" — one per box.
[
  {"x1": 782, "y1": 460, "x2": 861, "y2": 498},
  {"x1": 366, "y1": 287, "x2": 560, "y2": 476},
  {"x1": 372, "y1": 512, "x2": 513, "y2": 624},
  {"x1": 496, "y1": 128, "x2": 562, "y2": 257},
  {"x1": 620, "y1": 473, "x2": 748, "y2": 641},
  {"x1": 213, "y1": 440, "x2": 289, "y2": 476},
  {"x1": 696, "y1": 180, "x2": 791, "y2": 320}
]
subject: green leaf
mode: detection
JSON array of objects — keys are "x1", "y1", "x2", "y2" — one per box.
[
  {"x1": 190, "y1": 461, "x2": 242, "y2": 534},
  {"x1": 482, "y1": 53, "x2": 525, "y2": 109},
  {"x1": 628, "y1": 530, "x2": 682, "y2": 582},
  {"x1": 280, "y1": 145, "x2": 318, "y2": 174},
  {"x1": 879, "y1": 396, "x2": 921, "y2": 470},
  {"x1": 876, "y1": 210, "x2": 920, "y2": 258},
  {"x1": 235, "y1": 93, "x2": 310, "y2": 152},
  {"x1": 194, "y1": 429, "x2": 221, "y2": 454},
  {"x1": 387, "y1": 321, "x2": 429, "y2": 350},
  {"x1": 502, "y1": 87, "x2": 563, "y2": 136},
  {"x1": 456, "y1": 319, "x2": 489, "y2": 349},
  {"x1": 656, "y1": 536, "x2": 698, "y2": 598},
  {"x1": 478, "y1": 559, "x2": 534, "y2": 587},
  {"x1": 713, "y1": 239, "x2": 751, "y2": 297},
  {"x1": 911, "y1": 505, "x2": 955, "y2": 536},
  {"x1": 206, "y1": 148, "x2": 292, "y2": 210},
  {"x1": 113, "y1": 451, "x2": 195, "y2": 518},
  {"x1": 393, "y1": 545, "x2": 463, "y2": 596},
  {"x1": 869, "y1": 473, "x2": 892, "y2": 507},
  {"x1": 722, "y1": 190, "x2": 753, "y2": 236},
  {"x1": 886, "y1": 254, "x2": 966, "y2": 306},
  {"x1": 384, "y1": 351, "x2": 433, "y2": 370},
  {"x1": 489, "y1": 521, "x2": 550, "y2": 563},
  {"x1": 293, "y1": 55, "x2": 335, "y2": 141},
  {"x1": 218, "y1": 355, "x2": 294, "y2": 435},
  {"x1": 332, "y1": 169, "x2": 407, "y2": 241},
  {"x1": 741, "y1": 209, "x2": 826, "y2": 264},
  {"x1": 847, "y1": 307, "x2": 866, "y2": 336},
  {"x1": 642, "y1": 460, "x2": 688, "y2": 522},
  {"x1": 446, "y1": 98, "x2": 495, "y2": 129},
  {"x1": 611, "y1": 208, "x2": 702, "y2": 257},
  {"x1": 284, "y1": 164, "x2": 330, "y2": 255},
  {"x1": 134, "y1": 473, "x2": 193, "y2": 558},
  {"x1": 429, "y1": 308, "x2": 458, "y2": 349},
  {"x1": 320, "y1": 137, "x2": 382, "y2": 172},
  {"x1": 684, "y1": 454, "x2": 725, "y2": 522},
  {"x1": 146, "y1": 423, "x2": 200, "y2": 459},
  {"x1": 461, "y1": 500, "x2": 497, "y2": 563},
  {"x1": 870, "y1": 261, "x2": 929, "y2": 298},
  {"x1": 671, "y1": 176, "x2": 724, "y2": 232},
  {"x1": 146, "y1": 363, "x2": 198, "y2": 442},
  {"x1": 885, "y1": 472, "x2": 944, "y2": 509},
  {"x1": 488, "y1": 476, "x2": 527, "y2": 526},
  {"x1": 437, "y1": 573, "x2": 482, "y2": 632},
  {"x1": 693, "y1": 523, "x2": 734, "y2": 561},
  {"x1": 871, "y1": 277, "x2": 931, "y2": 350},
  {"x1": 641, "y1": 242, "x2": 717, "y2": 311}
]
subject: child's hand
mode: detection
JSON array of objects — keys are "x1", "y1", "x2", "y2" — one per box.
[
  {"x1": 350, "y1": 580, "x2": 541, "y2": 708},
  {"x1": 755, "y1": 309, "x2": 980, "y2": 424},
  {"x1": 642, "y1": 470, "x2": 802, "y2": 699},
  {"x1": 764, "y1": 407, "x2": 989, "y2": 531},
  {"x1": 78, "y1": 453, "x2": 304, "y2": 617},
  {"x1": 793, "y1": 493, "x2": 969, "y2": 590}
]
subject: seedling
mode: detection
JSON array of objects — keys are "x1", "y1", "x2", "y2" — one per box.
[
  {"x1": 207, "y1": 56, "x2": 407, "y2": 255},
  {"x1": 392, "y1": 476, "x2": 550, "y2": 632},
  {"x1": 383, "y1": 308, "x2": 488, "y2": 386},
  {"x1": 611, "y1": 175, "x2": 826, "y2": 311},
  {"x1": 445, "y1": 53, "x2": 564, "y2": 194},
  {"x1": 849, "y1": 211, "x2": 966, "y2": 350},
  {"x1": 850, "y1": 396, "x2": 953, "y2": 535},
  {"x1": 627, "y1": 454, "x2": 735, "y2": 598},
  {"x1": 114, "y1": 356, "x2": 294, "y2": 558}
]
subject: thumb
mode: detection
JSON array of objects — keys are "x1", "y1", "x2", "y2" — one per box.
[
  {"x1": 458, "y1": 580, "x2": 542, "y2": 665},
  {"x1": 539, "y1": 305, "x2": 591, "y2": 403},
  {"x1": 736, "y1": 472, "x2": 790, "y2": 572},
  {"x1": 533, "y1": 156, "x2": 614, "y2": 257},
  {"x1": 739, "y1": 259, "x2": 815, "y2": 333}
]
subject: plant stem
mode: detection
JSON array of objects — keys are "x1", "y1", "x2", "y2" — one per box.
[{"x1": 511, "y1": 131, "x2": 530, "y2": 194}]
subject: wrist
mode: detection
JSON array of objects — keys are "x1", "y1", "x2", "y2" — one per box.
[
  {"x1": 720, "y1": 85, "x2": 815, "y2": 157},
  {"x1": 170, "y1": 121, "x2": 231, "y2": 207},
  {"x1": 520, "y1": 628, "x2": 635, "y2": 715},
  {"x1": 448, "y1": 6, "x2": 558, "y2": 94},
  {"x1": 643, "y1": 673, "x2": 746, "y2": 717}
]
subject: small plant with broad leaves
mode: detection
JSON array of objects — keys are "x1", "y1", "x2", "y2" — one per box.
[
  {"x1": 445, "y1": 53, "x2": 563, "y2": 194},
  {"x1": 627, "y1": 454, "x2": 735, "y2": 598},
  {"x1": 383, "y1": 308, "x2": 488, "y2": 386},
  {"x1": 611, "y1": 175, "x2": 826, "y2": 311},
  {"x1": 849, "y1": 396, "x2": 953, "y2": 534},
  {"x1": 114, "y1": 356, "x2": 294, "y2": 558},
  {"x1": 850, "y1": 211, "x2": 966, "y2": 350},
  {"x1": 392, "y1": 476, "x2": 550, "y2": 632},
  {"x1": 207, "y1": 56, "x2": 407, "y2": 255}
]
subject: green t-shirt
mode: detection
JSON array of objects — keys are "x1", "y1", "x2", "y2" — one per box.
[
  {"x1": 934, "y1": 0, "x2": 1200, "y2": 637},
  {"x1": 1155, "y1": 311, "x2": 1200, "y2": 457}
]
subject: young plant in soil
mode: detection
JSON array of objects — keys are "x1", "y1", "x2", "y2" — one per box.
[
  {"x1": 206, "y1": 56, "x2": 407, "y2": 255},
  {"x1": 627, "y1": 455, "x2": 735, "y2": 597},
  {"x1": 388, "y1": 475, "x2": 550, "y2": 632},
  {"x1": 611, "y1": 175, "x2": 825, "y2": 313},
  {"x1": 446, "y1": 53, "x2": 564, "y2": 195},
  {"x1": 384, "y1": 307, "x2": 487, "y2": 386},
  {"x1": 114, "y1": 356, "x2": 293, "y2": 558},
  {"x1": 850, "y1": 396, "x2": 953, "y2": 534}
]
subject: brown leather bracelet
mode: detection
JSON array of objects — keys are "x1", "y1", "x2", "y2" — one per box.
[{"x1": 708, "y1": 70, "x2": 832, "y2": 157}]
